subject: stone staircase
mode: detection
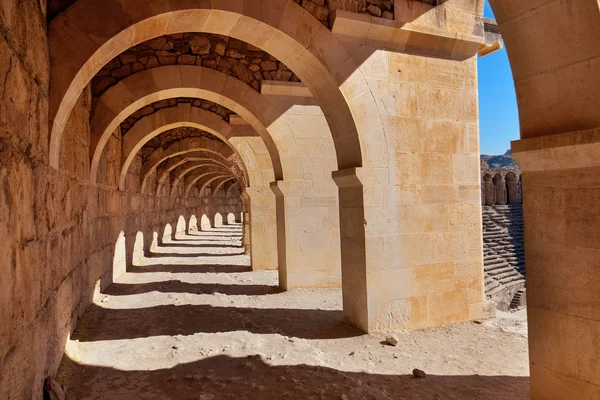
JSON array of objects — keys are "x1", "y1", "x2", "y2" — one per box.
[
  {"x1": 482, "y1": 205, "x2": 526, "y2": 311},
  {"x1": 509, "y1": 289, "x2": 526, "y2": 310}
]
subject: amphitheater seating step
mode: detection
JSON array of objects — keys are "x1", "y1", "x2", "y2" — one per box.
[{"x1": 482, "y1": 204, "x2": 526, "y2": 308}]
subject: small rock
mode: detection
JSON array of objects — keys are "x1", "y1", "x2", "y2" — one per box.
[
  {"x1": 385, "y1": 334, "x2": 399, "y2": 346},
  {"x1": 412, "y1": 368, "x2": 427, "y2": 378},
  {"x1": 214, "y1": 43, "x2": 226, "y2": 56},
  {"x1": 44, "y1": 378, "x2": 66, "y2": 400},
  {"x1": 100, "y1": 296, "x2": 109, "y2": 303},
  {"x1": 366, "y1": 5, "x2": 382, "y2": 17},
  {"x1": 260, "y1": 60, "x2": 278, "y2": 71},
  {"x1": 189, "y1": 36, "x2": 211, "y2": 55},
  {"x1": 473, "y1": 320, "x2": 482, "y2": 324}
]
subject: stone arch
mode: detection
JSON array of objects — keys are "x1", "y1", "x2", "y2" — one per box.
[
  {"x1": 212, "y1": 177, "x2": 237, "y2": 196},
  {"x1": 47, "y1": 1, "x2": 406, "y2": 334},
  {"x1": 142, "y1": 137, "x2": 234, "y2": 177},
  {"x1": 175, "y1": 165, "x2": 236, "y2": 196},
  {"x1": 200, "y1": 214, "x2": 211, "y2": 230},
  {"x1": 188, "y1": 215, "x2": 198, "y2": 233},
  {"x1": 227, "y1": 182, "x2": 241, "y2": 198},
  {"x1": 483, "y1": 173, "x2": 493, "y2": 206},
  {"x1": 505, "y1": 172, "x2": 518, "y2": 205},
  {"x1": 492, "y1": 173, "x2": 504, "y2": 206},
  {"x1": 48, "y1": 2, "x2": 368, "y2": 175},
  {"x1": 115, "y1": 103, "x2": 253, "y2": 190},
  {"x1": 155, "y1": 157, "x2": 233, "y2": 195},
  {"x1": 214, "y1": 212, "x2": 224, "y2": 228},
  {"x1": 168, "y1": 161, "x2": 237, "y2": 194},
  {"x1": 86, "y1": 66, "x2": 284, "y2": 185},
  {"x1": 144, "y1": 152, "x2": 236, "y2": 194},
  {"x1": 186, "y1": 172, "x2": 235, "y2": 197}
]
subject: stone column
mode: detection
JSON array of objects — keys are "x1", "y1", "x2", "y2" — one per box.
[
  {"x1": 242, "y1": 188, "x2": 277, "y2": 266},
  {"x1": 334, "y1": 163, "x2": 491, "y2": 333},
  {"x1": 333, "y1": 167, "x2": 410, "y2": 332},
  {"x1": 506, "y1": 178, "x2": 519, "y2": 204},
  {"x1": 493, "y1": 175, "x2": 505, "y2": 205},
  {"x1": 513, "y1": 130, "x2": 600, "y2": 399},
  {"x1": 271, "y1": 180, "x2": 341, "y2": 291},
  {"x1": 484, "y1": 179, "x2": 494, "y2": 206}
]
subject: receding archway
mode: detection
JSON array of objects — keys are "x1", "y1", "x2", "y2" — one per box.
[{"x1": 117, "y1": 103, "x2": 254, "y2": 190}]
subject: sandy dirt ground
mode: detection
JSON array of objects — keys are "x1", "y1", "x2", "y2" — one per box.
[{"x1": 58, "y1": 224, "x2": 530, "y2": 400}]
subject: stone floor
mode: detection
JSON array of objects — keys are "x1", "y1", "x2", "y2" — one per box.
[{"x1": 58, "y1": 224, "x2": 530, "y2": 400}]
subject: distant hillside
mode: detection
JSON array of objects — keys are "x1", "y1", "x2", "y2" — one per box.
[{"x1": 481, "y1": 150, "x2": 517, "y2": 169}]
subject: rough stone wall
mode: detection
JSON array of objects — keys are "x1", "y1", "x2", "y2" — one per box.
[
  {"x1": 92, "y1": 34, "x2": 300, "y2": 99},
  {"x1": 0, "y1": 3, "x2": 241, "y2": 397},
  {"x1": 294, "y1": 0, "x2": 395, "y2": 26},
  {"x1": 140, "y1": 127, "x2": 221, "y2": 161},
  {"x1": 120, "y1": 98, "x2": 234, "y2": 135}
]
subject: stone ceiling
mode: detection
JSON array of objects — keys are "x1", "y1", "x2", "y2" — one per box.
[
  {"x1": 140, "y1": 127, "x2": 224, "y2": 161},
  {"x1": 47, "y1": 0, "x2": 77, "y2": 20},
  {"x1": 120, "y1": 98, "x2": 235, "y2": 136},
  {"x1": 92, "y1": 33, "x2": 300, "y2": 100}
]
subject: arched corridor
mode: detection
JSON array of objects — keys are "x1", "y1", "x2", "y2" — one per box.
[{"x1": 1, "y1": 0, "x2": 598, "y2": 398}]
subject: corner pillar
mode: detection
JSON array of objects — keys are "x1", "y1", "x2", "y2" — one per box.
[{"x1": 512, "y1": 129, "x2": 600, "y2": 399}]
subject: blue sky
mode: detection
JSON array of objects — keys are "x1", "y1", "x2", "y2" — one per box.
[{"x1": 477, "y1": 1, "x2": 519, "y2": 156}]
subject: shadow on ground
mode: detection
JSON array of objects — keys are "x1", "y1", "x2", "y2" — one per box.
[
  {"x1": 58, "y1": 354, "x2": 530, "y2": 400},
  {"x1": 105, "y1": 281, "x2": 281, "y2": 296},
  {"x1": 72, "y1": 303, "x2": 362, "y2": 341},
  {"x1": 128, "y1": 264, "x2": 252, "y2": 274}
]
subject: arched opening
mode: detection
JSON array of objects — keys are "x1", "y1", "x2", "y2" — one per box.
[
  {"x1": 200, "y1": 214, "x2": 211, "y2": 231},
  {"x1": 214, "y1": 213, "x2": 223, "y2": 228}
]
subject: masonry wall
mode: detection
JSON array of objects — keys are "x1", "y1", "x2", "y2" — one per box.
[{"x1": 0, "y1": 2, "x2": 235, "y2": 397}]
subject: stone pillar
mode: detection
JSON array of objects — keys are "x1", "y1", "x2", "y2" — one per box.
[
  {"x1": 513, "y1": 130, "x2": 600, "y2": 399},
  {"x1": 334, "y1": 163, "x2": 491, "y2": 333},
  {"x1": 506, "y1": 177, "x2": 519, "y2": 204},
  {"x1": 332, "y1": 168, "x2": 371, "y2": 331},
  {"x1": 271, "y1": 180, "x2": 341, "y2": 291},
  {"x1": 240, "y1": 192, "x2": 252, "y2": 256},
  {"x1": 493, "y1": 175, "x2": 505, "y2": 205},
  {"x1": 242, "y1": 188, "x2": 277, "y2": 266},
  {"x1": 484, "y1": 178, "x2": 494, "y2": 206}
]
